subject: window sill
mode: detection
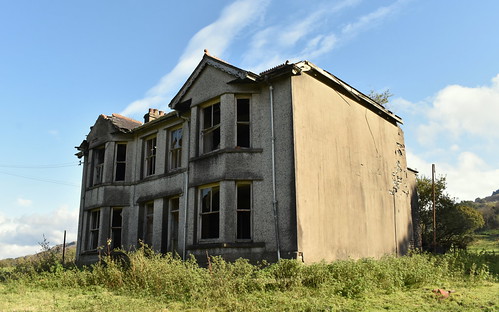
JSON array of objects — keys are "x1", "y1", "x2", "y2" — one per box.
[
  {"x1": 191, "y1": 147, "x2": 263, "y2": 162},
  {"x1": 187, "y1": 241, "x2": 265, "y2": 250}
]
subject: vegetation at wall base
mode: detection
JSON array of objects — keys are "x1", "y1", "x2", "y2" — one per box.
[{"x1": 1, "y1": 246, "x2": 498, "y2": 311}]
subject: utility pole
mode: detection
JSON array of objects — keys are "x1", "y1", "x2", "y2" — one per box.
[{"x1": 432, "y1": 164, "x2": 436, "y2": 253}]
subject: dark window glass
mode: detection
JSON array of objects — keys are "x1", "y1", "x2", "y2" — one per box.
[
  {"x1": 200, "y1": 186, "x2": 220, "y2": 239},
  {"x1": 236, "y1": 99, "x2": 250, "y2": 148},
  {"x1": 115, "y1": 143, "x2": 126, "y2": 181},
  {"x1": 237, "y1": 183, "x2": 251, "y2": 240}
]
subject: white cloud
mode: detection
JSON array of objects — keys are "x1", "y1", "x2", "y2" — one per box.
[
  {"x1": 419, "y1": 74, "x2": 499, "y2": 143},
  {"x1": 407, "y1": 150, "x2": 499, "y2": 201},
  {"x1": 120, "y1": 0, "x2": 270, "y2": 117},
  {"x1": 0, "y1": 205, "x2": 78, "y2": 259},
  {"x1": 16, "y1": 197, "x2": 32, "y2": 207}
]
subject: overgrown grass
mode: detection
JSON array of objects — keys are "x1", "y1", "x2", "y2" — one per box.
[{"x1": 1, "y1": 247, "x2": 498, "y2": 311}]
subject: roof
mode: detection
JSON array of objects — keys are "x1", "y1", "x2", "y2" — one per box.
[
  {"x1": 169, "y1": 52, "x2": 402, "y2": 125},
  {"x1": 104, "y1": 113, "x2": 142, "y2": 133}
]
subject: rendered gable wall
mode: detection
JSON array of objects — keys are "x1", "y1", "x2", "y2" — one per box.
[{"x1": 291, "y1": 72, "x2": 414, "y2": 262}]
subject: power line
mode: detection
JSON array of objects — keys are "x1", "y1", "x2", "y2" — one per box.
[
  {"x1": 0, "y1": 170, "x2": 80, "y2": 187},
  {"x1": 0, "y1": 162, "x2": 80, "y2": 169}
]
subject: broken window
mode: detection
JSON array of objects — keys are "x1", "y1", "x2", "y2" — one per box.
[
  {"x1": 236, "y1": 182, "x2": 252, "y2": 240},
  {"x1": 92, "y1": 147, "x2": 105, "y2": 185},
  {"x1": 87, "y1": 209, "x2": 100, "y2": 250},
  {"x1": 110, "y1": 207, "x2": 122, "y2": 249},
  {"x1": 144, "y1": 136, "x2": 157, "y2": 177},
  {"x1": 169, "y1": 197, "x2": 180, "y2": 254},
  {"x1": 115, "y1": 143, "x2": 127, "y2": 181},
  {"x1": 200, "y1": 185, "x2": 220, "y2": 239},
  {"x1": 201, "y1": 102, "x2": 221, "y2": 153},
  {"x1": 236, "y1": 98, "x2": 250, "y2": 148},
  {"x1": 169, "y1": 128, "x2": 182, "y2": 170},
  {"x1": 143, "y1": 202, "x2": 154, "y2": 247}
]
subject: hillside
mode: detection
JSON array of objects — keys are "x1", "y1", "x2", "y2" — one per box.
[{"x1": 473, "y1": 189, "x2": 499, "y2": 231}]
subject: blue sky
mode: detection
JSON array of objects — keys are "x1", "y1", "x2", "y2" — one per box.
[{"x1": 1, "y1": 0, "x2": 498, "y2": 259}]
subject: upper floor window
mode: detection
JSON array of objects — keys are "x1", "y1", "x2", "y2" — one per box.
[
  {"x1": 114, "y1": 143, "x2": 127, "y2": 181},
  {"x1": 144, "y1": 136, "x2": 157, "y2": 177},
  {"x1": 92, "y1": 147, "x2": 105, "y2": 186},
  {"x1": 199, "y1": 184, "x2": 220, "y2": 240},
  {"x1": 201, "y1": 102, "x2": 220, "y2": 153},
  {"x1": 236, "y1": 98, "x2": 250, "y2": 148},
  {"x1": 169, "y1": 128, "x2": 182, "y2": 170},
  {"x1": 87, "y1": 209, "x2": 100, "y2": 250}
]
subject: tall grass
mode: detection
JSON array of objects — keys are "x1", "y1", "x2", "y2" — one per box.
[{"x1": 2, "y1": 247, "x2": 498, "y2": 303}]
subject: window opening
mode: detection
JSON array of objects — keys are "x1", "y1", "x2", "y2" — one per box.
[
  {"x1": 236, "y1": 183, "x2": 252, "y2": 240},
  {"x1": 169, "y1": 197, "x2": 180, "y2": 254},
  {"x1": 110, "y1": 207, "x2": 122, "y2": 249},
  {"x1": 236, "y1": 98, "x2": 250, "y2": 148},
  {"x1": 144, "y1": 137, "x2": 157, "y2": 176},
  {"x1": 93, "y1": 147, "x2": 105, "y2": 185},
  {"x1": 87, "y1": 209, "x2": 100, "y2": 250},
  {"x1": 115, "y1": 143, "x2": 127, "y2": 181},
  {"x1": 201, "y1": 103, "x2": 221, "y2": 153},
  {"x1": 144, "y1": 202, "x2": 154, "y2": 247},
  {"x1": 200, "y1": 185, "x2": 220, "y2": 239},
  {"x1": 169, "y1": 128, "x2": 182, "y2": 170}
]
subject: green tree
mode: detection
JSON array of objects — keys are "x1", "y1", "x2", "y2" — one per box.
[
  {"x1": 416, "y1": 176, "x2": 484, "y2": 252},
  {"x1": 368, "y1": 89, "x2": 393, "y2": 106}
]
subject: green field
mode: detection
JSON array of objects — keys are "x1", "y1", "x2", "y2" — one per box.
[
  {"x1": 1, "y1": 247, "x2": 498, "y2": 312},
  {"x1": 468, "y1": 230, "x2": 499, "y2": 253}
]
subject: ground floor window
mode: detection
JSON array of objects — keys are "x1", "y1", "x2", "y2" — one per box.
[
  {"x1": 168, "y1": 197, "x2": 180, "y2": 254},
  {"x1": 143, "y1": 202, "x2": 154, "y2": 247},
  {"x1": 87, "y1": 209, "x2": 100, "y2": 250},
  {"x1": 236, "y1": 182, "x2": 252, "y2": 240},
  {"x1": 199, "y1": 185, "x2": 220, "y2": 239},
  {"x1": 110, "y1": 207, "x2": 122, "y2": 249}
]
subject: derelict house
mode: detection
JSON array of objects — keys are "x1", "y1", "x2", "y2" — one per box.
[{"x1": 75, "y1": 52, "x2": 417, "y2": 265}]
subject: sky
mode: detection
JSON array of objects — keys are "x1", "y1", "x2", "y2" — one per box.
[{"x1": 1, "y1": 0, "x2": 498, "y2": 259}]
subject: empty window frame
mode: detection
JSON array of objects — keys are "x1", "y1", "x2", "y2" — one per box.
[
  {"x1": 201, "y1": 102, "x2": 221, "y2": 153},
  {"x1": 110, "y1": 207, "x2": 123, "y2": 249},
  {"x1": 144, "y1": 136, "x2": 157, "y2": 177},
  {"x1": 168, "y1": 197, "x2": 180, "y2": 254},
  {"x1": 236, "y1": 98, "x2": 250, "y2": 148},
  {"x1": 115, "y1": 143, "x2": 127, "y2": 181},
  {"x1": 236, "y1": 182, "x2": 252, "y2": 240},
  {"x1": 169, "y1": 128, "x2": 182, "y2": 170},
  {"x1": 199, "y1": 185, "x2": 220, "y2": 240},
  {"x1": 143, "y1": 202, "x2": 154, "y2": 247},
  {"x1": 87, "y1": 209, "x2": 100, "y2": 250},
  {"x1": 92, "y1": 147, "x2": 105, "y2": 185}
]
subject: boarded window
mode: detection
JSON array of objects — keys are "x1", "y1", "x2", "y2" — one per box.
[
  {"x1": 236, "y1": 183, "x2": 252, "y2": 240},
  {"x1": 201, "y1": 103, "x2": 221, "y2": 153},
  {"x1": 115, "y1": 143, "x2": 127, "y2": 181},
  {"x1": 200, "y1": 185, "x2": 220, "y2": 239},
  {"x1": 169, "y1": 128, "x2": 182, "y2": 170},
  {"x1": 144, "y1": 136, "x2": 157, "y2": 177},
  {"x1": 236, "y1": 98, "x2": 250, "y2": 148},
  {"x1": 87, "y1": 209, "x2": 100, "y2": 250},
  {"x1": 110, "y1": 207, "x2": 122, "y2": 249}
]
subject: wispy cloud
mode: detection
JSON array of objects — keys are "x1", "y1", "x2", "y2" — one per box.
[
  {"x1": 16, "y1": 197, "x2": 32, "y2": 207},
  {"x1": 341, "y1": 0, "x2": 406, "y2": 37},
  {"x1": 120, "y1": 0, "x2": 270, "y2": 117},
  {"x1": 242, "y1": 0, "x2": 406, "y2": 72}
]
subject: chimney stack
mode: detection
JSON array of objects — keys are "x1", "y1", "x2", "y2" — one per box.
[{"x1": 144, "y1": 108, "x2": 163, "y2": 123}]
